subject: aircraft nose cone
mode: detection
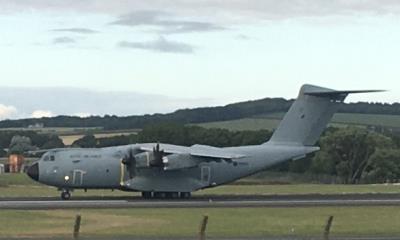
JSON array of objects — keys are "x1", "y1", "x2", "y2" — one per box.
[{"x1": 27, "y1": 162, "x2": 39, "y2": 181}]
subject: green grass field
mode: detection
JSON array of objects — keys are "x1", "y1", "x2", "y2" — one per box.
[
  {"x1": 197, "y1": 112, "x2": 400, "y2": 131},
  {"x1": 332, "y1": 113, "x2": 400, "y2": 127},
  {"x1": 60, "y1": 131, "x2": 139, "y2": 145},
  {"x1": 1, "y1": 207, "x2": 400, "y2": 238},
  {"x1": 2, "y1": 174, "x2": 400, "y2": 198},
  {"x1": 3, "y1": 174, "x2": 400, "y2": 238},
  {"x1": 197, "y1": 118, "x2": 282, "y2": 131}
]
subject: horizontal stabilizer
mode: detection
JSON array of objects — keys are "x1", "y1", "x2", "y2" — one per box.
[{"x1": 304, "y1": 89, "x2": 385, "y2": 99}]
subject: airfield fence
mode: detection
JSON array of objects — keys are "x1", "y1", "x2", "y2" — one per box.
[{"x1": 69, "y1": 214, "x2": 334, "y2": 240}]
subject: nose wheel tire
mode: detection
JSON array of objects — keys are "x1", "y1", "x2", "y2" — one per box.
[{"x1": 61, "y1": 190, "x2": 71, "y2": 200}]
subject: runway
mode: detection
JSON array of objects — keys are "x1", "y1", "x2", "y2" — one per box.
[{"x1": 2, "y1": 194, "x2": 400, "y2": 209}]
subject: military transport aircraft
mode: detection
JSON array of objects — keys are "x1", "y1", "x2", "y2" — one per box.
[{"x1": 27, "y1": 84, "x2": 382, "y2": 200}]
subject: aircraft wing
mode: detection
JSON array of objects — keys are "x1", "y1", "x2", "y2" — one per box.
[
  {"x1": 26, "y1": 148, "x2": 78, "y2": 155},
  {"x1": 138, "y1": 143, "x2": 245, "y2": 160},
  {"x1": 138, "y1": 143, "x2": 187, "y2": 155},
  {"x1": 189, "y1": 144, "x2": 245, "y2": 160}
]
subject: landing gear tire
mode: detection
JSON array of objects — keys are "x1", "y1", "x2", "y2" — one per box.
[
  {"x1": 142, "y1": 191, "x2": 152, "y2": 199},
  {"x1": 169, "y1": 192, "x2": 179, "y2": 199},
  {"x1": 154, "y1": 192, "x2": 166, "y2": 199},
  {"x1": 61, "y1": 190, "x2": 71, "y2": 200},
  {"x1": 180, "y1": 192, "x2": 191, "y2": 199},
  {"x1": 142, "y1": 191, "x2": 188, "y2": 199}
]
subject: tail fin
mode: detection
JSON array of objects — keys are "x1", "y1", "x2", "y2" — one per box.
[{"x1": 267, "y1": 84, "x2": 383, "y2": 146}]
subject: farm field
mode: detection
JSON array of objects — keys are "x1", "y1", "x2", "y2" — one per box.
[
  {"x1": 0, "y1": 127, "x2": 140, "y2": 145},
  {"x1": 197, "y1": 112, "x2": 400, "y2": 131},
  {"x1": 59, "y1": 131, "x2": 139, "y2": 145},
  {"x1": 196, "y1": 118, "x2": 281, "y2": 131},
  {"x1": 0, "y1": 127, "x2": 102, "y2": 135}
]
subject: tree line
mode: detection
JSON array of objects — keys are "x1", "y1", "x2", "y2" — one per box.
[
  {"x1": 71, "y1": 123, "x2": 400, "y2": 184},
  {"x1": 0, "y1": 131, "x2": 64, "y2": 157},
  {"x1": 1, "y1": 98, "x2": 400, "y2": 130},
  {"x1": 73, "y1": 123, "x2": 272, "y2": 148},
  {"x1": 3, "y1": 123, "x2": 400, "y2": 184}
]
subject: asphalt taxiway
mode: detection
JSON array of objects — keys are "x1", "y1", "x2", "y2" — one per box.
[{"x1": 2, "y1": 194, "x2": 400, "y2": 209}]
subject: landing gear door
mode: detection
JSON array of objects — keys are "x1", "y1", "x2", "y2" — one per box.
[{"x1": 201, "y1": 166, "x2": 211, "y2": 186}]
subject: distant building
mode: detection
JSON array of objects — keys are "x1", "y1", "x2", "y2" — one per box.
[
  {"x1": 8, "y1": 154, "x2": 25, "y2": 173},
  {"x1": 28, "y1": 123, "x2": 44, "y2": 129}
]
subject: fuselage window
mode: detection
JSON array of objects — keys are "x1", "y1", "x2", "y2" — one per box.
[{"x1": 50, "y1": 155, "x2": 55, "y2": 161}]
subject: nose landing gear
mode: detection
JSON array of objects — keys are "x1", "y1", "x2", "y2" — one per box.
[{"x1": 61, "y1": 190, "x2": 71, "y2": 200}]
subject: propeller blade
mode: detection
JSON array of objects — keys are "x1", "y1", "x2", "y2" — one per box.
[
  {"x1": 151, "y1": 142, "x2": 165, "y2": 168},
  {"x1": 122, "y1": 148, "x2": 137, "y2": 178}
]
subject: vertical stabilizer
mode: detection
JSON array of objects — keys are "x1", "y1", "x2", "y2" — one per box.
[{"x1": 267, "y1": 84, "x2": 382, "y2": 146}]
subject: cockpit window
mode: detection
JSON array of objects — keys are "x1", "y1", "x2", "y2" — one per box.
[
  {"x1": 50, "y1": 155, "x2": 55, "y2": 161},
  {"x1": 43, "y1": 155, "x2": 50, "y2": 161}
]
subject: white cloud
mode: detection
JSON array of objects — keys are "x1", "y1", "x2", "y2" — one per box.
[
  {"x1": 0, "y1": 104, "x2": 17, "y2": 120},
  {"x1": 53, "y1": 36, "x2": 76, "y2": 44},
  {"x1": 118, "y1": 36, "x2": 195, "y2": 53},
  {"x1": 3, "y1": 1, "x2": 400, "y2": 20},
  {"x1": 0, "y1": 87, "x2": 219, "y2": 119},
  {"x1": 31, "y1": 110, "x2": 53, "y2": 118},
  {"x1": 73, "y1": 112, "x2": 92, "y2": 118},
  {"x1": 110, "y1": 11, "x2": 225, "y2": 34}
]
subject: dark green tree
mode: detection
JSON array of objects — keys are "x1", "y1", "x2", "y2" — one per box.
[
  {"x1": 362, "y1": 149, "x2": 400, "y2": 183},
  {"x1": 72, "y1": 134, "x2": 97, "y2": 148},
  {"x1": 0, "y1": 148, "x2": 6, "y2": 157},
  {"x1": 41, "y1": 135, "x2": 65, "y2": 149},
  {"x1": 310, "y1": 127, "x2": 393, "y2": 183},
  {"x1": 8, "y1": 135, "x2": 35, "y2": 154}
]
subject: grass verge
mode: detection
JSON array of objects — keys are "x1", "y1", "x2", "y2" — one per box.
[
  {"x1": 3, "y1": 174, "x2": 400, "y2": 198},
  {"x1": 1, "y1": 207, "x2": 400, "y2": 238}
]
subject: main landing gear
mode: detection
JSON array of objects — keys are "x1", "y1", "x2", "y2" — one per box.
[
  {"x1": 61, "y1": 189, "x2": 71, "y2": 200},
  {"x1": 141, "y1": 191, "x2": 191, "y2": 199}
]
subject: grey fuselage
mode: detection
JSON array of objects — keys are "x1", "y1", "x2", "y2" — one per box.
[{"x1": 34, "y1": 143, "x2": 318, "y2": 193}]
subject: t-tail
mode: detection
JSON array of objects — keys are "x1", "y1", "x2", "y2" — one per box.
[{"x1": 267, "y1": 84, "x2": 383, "y2": 146}]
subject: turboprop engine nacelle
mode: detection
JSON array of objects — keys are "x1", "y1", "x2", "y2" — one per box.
[
  {"x1": 134, "y1": 152, "x2": 199, "y2": 170},
  {"x1": 161, "y1": 153, "x2": 200, "y2": 170},
  {"x1": 134, "y1": 152, "x2": 157, "y2": 168}
]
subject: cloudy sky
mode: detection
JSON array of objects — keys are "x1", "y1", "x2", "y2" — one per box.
[{"x1": 1, "y1": 0, "x2": 399, "y2": 120}]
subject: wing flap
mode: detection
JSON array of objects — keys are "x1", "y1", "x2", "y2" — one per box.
[
  {"x1": 189, "y1": 144, "x2": 245, "y2": 160},
  {"x1": 138, "y1": 143, "x2": 245, "y2": 160}
]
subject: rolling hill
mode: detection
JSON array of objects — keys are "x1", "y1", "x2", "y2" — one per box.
[{"x1": 0, "y1": 97, "x2": 400, "y2": 131}]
